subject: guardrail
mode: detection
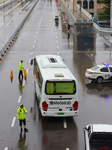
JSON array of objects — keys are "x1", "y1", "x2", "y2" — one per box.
[
  {"x1": 0, "y1": 0, "x2": 38, "y2": 59},
  {"x1": 93, "y1": 19, "x2": 112, "y2": 33}
]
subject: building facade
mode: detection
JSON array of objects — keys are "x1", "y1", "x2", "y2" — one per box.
[{"x1": 80, "y1": 0, "x2": 97, "y2": 16}]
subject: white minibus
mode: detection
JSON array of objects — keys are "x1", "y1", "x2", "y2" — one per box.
[{"x1": 30, "y1": 55, "x2": 78, "y2": 117}]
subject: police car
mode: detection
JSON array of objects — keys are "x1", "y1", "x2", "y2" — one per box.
[
  {"x1": 85, "y1": 63, "x2": 112, "y2": 83},
  {"x1": 83, "y1": 124, "x2": 112, "y2": 150}
]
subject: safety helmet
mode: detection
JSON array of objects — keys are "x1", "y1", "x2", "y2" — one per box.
[{"x1": 20, "y1": 104, "x2": 24, "y2": 107}]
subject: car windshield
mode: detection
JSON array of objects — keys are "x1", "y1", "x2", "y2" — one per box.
[
  {"x1": 90, "y1": 133, "x2": 112, "y2": 141},
  {"x1": 90, "y1": 66, "x2": 99, "y2": 71},
  {"x1": 90, "y1": 133, "x2": 112, "y2": 150}
]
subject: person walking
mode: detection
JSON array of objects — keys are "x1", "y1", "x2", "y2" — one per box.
[
  {"x1": 18, "y1": 60, "x2": 23, "y2": 80},
  {"x1": 68, "y1": 23, "x2": 70, "y2": 32},
  {"x1": 17, "y1": 104, "x2": 28, "y2": 132}
]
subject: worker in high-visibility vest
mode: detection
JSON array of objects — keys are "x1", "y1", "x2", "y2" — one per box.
[
  {"x1": 17, "y1": 104, "x2": 28, "y2": 132},
  {"x1": 18, "y1": 60, "x2": 23, "y2": 80}
]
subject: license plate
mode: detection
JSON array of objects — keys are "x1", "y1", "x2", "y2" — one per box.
[{"x1": 57, "y1": 113, "x2": 64, "y2": 115}]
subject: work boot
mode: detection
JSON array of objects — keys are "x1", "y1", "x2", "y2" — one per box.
[
  {"x1": 24, "y1": 128, "x2": 28, "y2": 132},
  {"x1": 21, "y1": 128, "x2": 23, "y2": 132}
]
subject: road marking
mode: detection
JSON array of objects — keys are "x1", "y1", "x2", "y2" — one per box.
[
  {"x1": 56, "y1": 36, "x2": 57, "y2": 38},
  {"x1": 4, "y1": 147, "x2": 8, "y2": 150},
  {"x1": 56, "y1": 40, "x2": 58, "y2": 43},
  {"x1": 35, "y1": 36, "x2": 37, "y2": 38},
  {"x1": 11, "y1": 117, "x2": 16, "y2": 127},
  {"x1": 27, "y1": 69, "x2": 29, "y2": 73},
  {"x1": 66, "y1": 148, "x2": 69, "y2": 150},
  {"x1": 34, "y1": 40, "x2": 36, "y2": 43},
  {"x1": 36, "y1": 32, "x2": 38, "y2": 34},
  {"x1": 57, "y1": 45, "x2": 59, "y2": 49},
  {"x1": 63, "y1": 118, "x2": 67, "y2": 128},
  {"x1": 18, "y1": 96, "x2": 22, "y2": 103},
  {"x1": 33, "y1": 45, "x2": 35, "y2": 48}
]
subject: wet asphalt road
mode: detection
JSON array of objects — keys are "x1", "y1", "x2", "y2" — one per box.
[{"x1": 0, "y1": 0, "x2": 112, "y2": 149}]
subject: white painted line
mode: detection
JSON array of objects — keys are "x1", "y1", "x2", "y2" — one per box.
[
  {"x1": 57, "y1": 46, "x2": 59, "y2": 49},
  {"x1": 23, "y1": 80, "x2": 26, "y2": 87},
  {"x1": 11, "y1": 117, "x2": 16, "y2": 127},
  {"x1": 63, "y1": 118, "x2": 67, "y2": 128},
  {"x1": 33, "y1": 45, "x2": 35, "y2": 48},
  {"x1": 31, "y1": 52, "x2": 33, "y2": 55},
  {"x1": 4, "y1": 147, "x2": 8, "y2": 150},
  {"x1": 36, "y1": 32, "x2": 38, "y2": 34},
  {"x1": 27, "y1": 69, "x2": 29, "y2": 73},
  {"x1": 66, "y1": 148, "x2": 69, "y2": 150},
  {"x1": 57, "y1": 52, "x2": 59, "y2": 55},
  {"x1": 55, "y1": 32, "x2": 57, "y2": 34},
  {"x1": 56, "y1": 40, "x2": 58, "y2": 43},
  {"x1": 18, "y1": 96, "x2": 22, "y2": 103},
  {"x1": 34, "y1": 40, "x2": 36, "y2": 43},
  {"x1": 35, "y1": 36, "x2": 37, "y2": 38},
  {"x1": 56, "y1": 36, "x2": 57, "y2": 38}
]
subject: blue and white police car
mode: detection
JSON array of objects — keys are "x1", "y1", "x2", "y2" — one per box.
[
  {"x1": 85, "y1": 63, "x2": 112, "y2": 83},
  {"x1": 83, "y1": 124, "x2": 112, "y2": 150}
]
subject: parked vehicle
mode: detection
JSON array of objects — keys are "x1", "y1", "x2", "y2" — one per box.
[
  {"x1": 85, "y1": 63, "x2": 112, "y2": 83},
  {"x1": 83, "y1": 124, "x2": 112, "y2": 150}
]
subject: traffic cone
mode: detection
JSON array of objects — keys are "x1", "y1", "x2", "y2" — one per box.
[
  {"x1": 24, "y1": 69, "x2": 27, "y2": 78},
  {"x1": 10, "y1": 70, "x2": 13, "y2": 83},
  {"x1": 10, "y1": 70, "x2": 13, "y2": 77}
]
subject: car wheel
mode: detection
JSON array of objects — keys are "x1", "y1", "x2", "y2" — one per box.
[{"x1": 97, "y1": 77, "x2": 103, "y2": 84}]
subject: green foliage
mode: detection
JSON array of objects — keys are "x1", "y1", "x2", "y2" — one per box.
[
  {"x1": 98, "y1": 0, "x2": 110, "y2": 17},
  {"x1": 97, "y1": 0, "x2": 105, "y2": 3},
  {"x1": 77, "y1": 0, "x2": 81, "y2": 3}
]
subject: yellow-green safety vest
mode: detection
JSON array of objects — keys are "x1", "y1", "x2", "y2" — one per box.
[
  {"x1": 18, "y1": 62, "x2": 23, "y2": 71},
  {"x1": 17, "y1": 107, "x2": 27, "y2": 120}
]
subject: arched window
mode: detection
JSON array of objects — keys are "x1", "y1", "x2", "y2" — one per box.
[
  {"x1": 83, "y1": 0, "x2": 88, "y2": 9},
  {"x1": 89, "y1": 0, "x2": 94, "y2": 9}
]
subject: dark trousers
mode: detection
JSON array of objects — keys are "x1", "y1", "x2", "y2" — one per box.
[{"x1": 18, "y1": 70, "x2": 23, "y2": 80}]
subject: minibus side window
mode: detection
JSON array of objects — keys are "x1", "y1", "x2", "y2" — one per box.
[{"x1": 34, "y1": 59, "x2": 43, "y2": 89}]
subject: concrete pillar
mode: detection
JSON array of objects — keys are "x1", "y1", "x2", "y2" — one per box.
[
  {"x1": 111, "y1": 0, "x2": 112, "y2": 27},
  {"x1": 73, "y1": 0, "x2": 77, "y2": 15}
]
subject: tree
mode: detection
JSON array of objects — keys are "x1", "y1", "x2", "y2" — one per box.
[{"x1": 98, "y1": 0, "x2": 110, "y2": 19}]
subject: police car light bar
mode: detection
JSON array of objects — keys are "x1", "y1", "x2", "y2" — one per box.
[{"x1": 102, "y1": 62, "x2": 109, "y2": 67}]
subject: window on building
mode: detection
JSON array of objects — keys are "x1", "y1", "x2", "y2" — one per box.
[
  {"x1": 83, "y1": 0, "x2": 88, "y2": 9},
  {"x1": 89, "y1": 0, "x2": 94, "y2": 9}
]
